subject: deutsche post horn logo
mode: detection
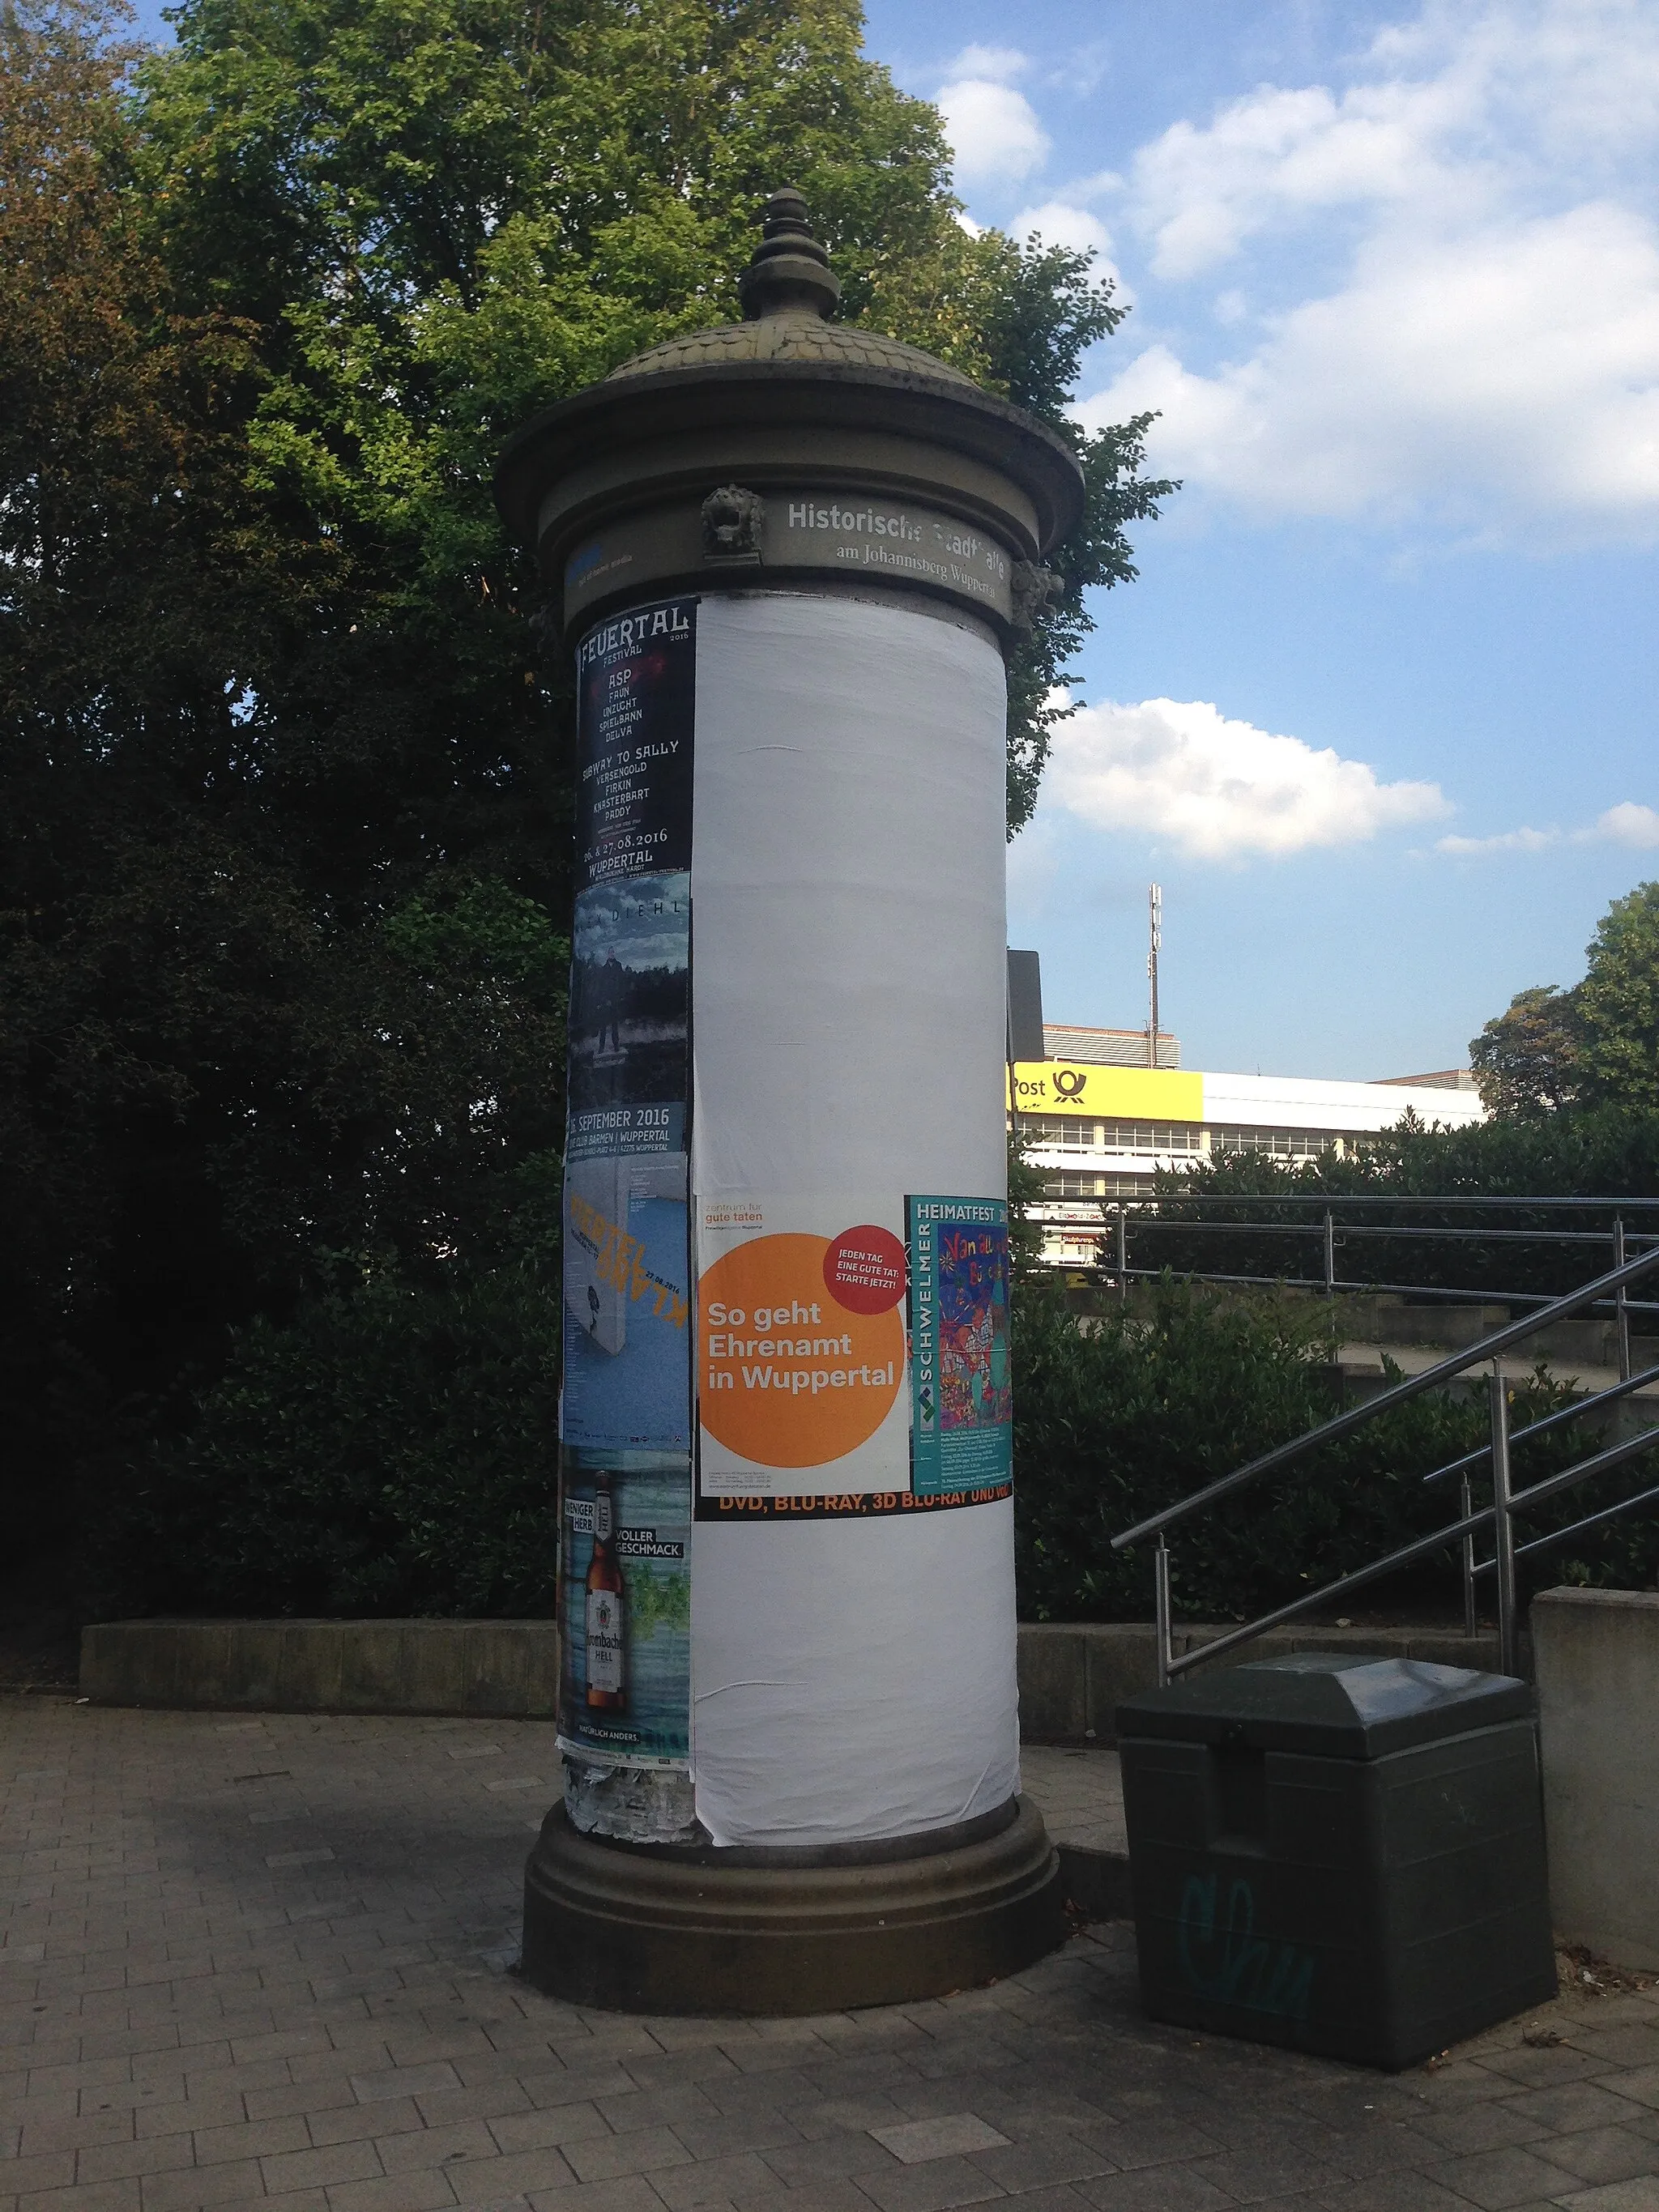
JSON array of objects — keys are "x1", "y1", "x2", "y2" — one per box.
[{"x1": 1053, "y1": 1068, "x2": 1087, "y2": 1100}]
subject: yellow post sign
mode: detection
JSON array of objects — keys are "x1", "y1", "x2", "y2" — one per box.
[{"x1": 1007, "y1": 1062, "x2": 1205, "y2": 1122}]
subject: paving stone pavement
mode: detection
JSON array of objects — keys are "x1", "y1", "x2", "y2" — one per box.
[
  {"x1": 6, "y1": 1698, "x2": 1659, "y2": 2212},
  {"x1": 1016, "y1": 1750, "x2": 1123, "y2": 1860}
]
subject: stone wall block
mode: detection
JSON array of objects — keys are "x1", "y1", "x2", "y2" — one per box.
[
  {"x1": 1016, "y1": 1626, "x2": 1088, "y2": 1740},
  {"x1": 1534, "y1": 1585, "x2": 1659, "y2": 1971},
  {"x1": 215, "y1": 1619, "x2": 285, "y2": 1707},
  {"x1": 338, "y1": 1620, "x2": 412, "y2": 1710},
  {"x1": 1085, "y1": 1623, "x2": 1159, "y2": 1735},
  {"x1": 463, "y1": 1621, "x2": 559, "y2": 1716},
  {"x1": 277, "y1": 1620, "x2": 344, "y2": 1710},
  {"x1": 82, "y1": 1621, "x2": 177, "y2": 1705},
  {"x1": 399, "y1": 1622, "x2": 466, "y2": 1712}
]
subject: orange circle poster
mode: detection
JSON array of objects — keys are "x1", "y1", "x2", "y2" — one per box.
[{"x1": 699, "y1": 1232, "x2": 903, "y2": 1468}]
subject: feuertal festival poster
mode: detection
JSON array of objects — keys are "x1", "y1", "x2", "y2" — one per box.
[
  {"x1": 560, "y1": 596, "x2": 696, "y2": 1761},
  {"x1": 561, "y1": 599, "x2": 695, "y2": 1455},
  {"x1": 908, "y1": 1196, "x2": 1013, "y2": 1498},
  {"x1": 695, "y1": 1200, "x2": 913, "y2": 1511}
]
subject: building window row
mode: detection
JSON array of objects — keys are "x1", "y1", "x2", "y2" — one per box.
[
  {"x1": 1040, "y1": 1173, "x2": 1154, "y2": 1200},
  {"x1": 1017, "y1": 1113, "x2": 1363, "y2": 1161},
  {"x1": 1208, "y1": 1126, "x2": 1344, "y2": 1159}
]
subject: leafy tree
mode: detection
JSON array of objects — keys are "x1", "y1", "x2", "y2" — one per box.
[
  {"x1": 1579, "y1": 882, "x2": 1659, "y2": 1111},
  {"x1": 1470, "y1": 985, "x2": 1584, "y2": 1116},
  {"x1": 1468, "y1": 882, "x2": 1659, "y2": 1119},
  {"x1": 2, "y1": 0, "x2": 1167, "y2": 1601},
  {"x1": 130, "y1": 0, "x2": 1167, "y2": 832}
]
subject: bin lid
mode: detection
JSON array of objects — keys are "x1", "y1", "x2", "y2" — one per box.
[{"x1": 1115, "y1": 1650, "x2": 1534, "y2": 1760}]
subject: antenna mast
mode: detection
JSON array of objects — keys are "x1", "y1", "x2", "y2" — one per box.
[{"x1": 1147, "y1": 884, "x2": 1162, "y2": 1069}]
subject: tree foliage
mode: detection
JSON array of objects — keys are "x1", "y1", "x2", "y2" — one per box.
[
  {"x1": 1129, "y1": 1106, "x2": 1659, "y2": 1313},
  {"x1": 1, "y1": 0, "x2": 1166, "y2": 1591},
  {"x1": 1470, "y1": 882, "x2": 1659, "y2": 1117},
  {"x1": 1579, "y1": 882, "x2": 1659, "y2": 1112},
  {"x1": 1469, "y1": 986, "x2": 1584, "y2": 1118}
]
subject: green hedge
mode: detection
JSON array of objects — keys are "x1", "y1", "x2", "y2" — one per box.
[
  {"x1": 1127, "y1": 1107, "x2": 1659, "y2": 1308},
  {"x1": 94, "y1": 1263, "x2": 1657, "y2": 1629},
  {"x1": 1013, "y1": 1277, "x2": 1658, "y2": 1624},
  {"x1": 96, "y1": 1270, "x2": 561, "y2": 1618}
]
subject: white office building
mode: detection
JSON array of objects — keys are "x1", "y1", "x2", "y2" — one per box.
[{"x1": 1013, "y1": 1025, "x2": 1485, "y2": 1268}]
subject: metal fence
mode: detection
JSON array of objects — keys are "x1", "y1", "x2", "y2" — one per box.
[
  {"x1": 1110, "y1": 1241, "x2": 1659, "y2": 1683},
  {"x1": 1082, "y1": 1193, "x2": 1659, "y2": 1383}
]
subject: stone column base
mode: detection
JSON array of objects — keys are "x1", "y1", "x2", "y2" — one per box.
[{"x1": 520, "y1": 1795, "x2": 1064, "y2": 2014}]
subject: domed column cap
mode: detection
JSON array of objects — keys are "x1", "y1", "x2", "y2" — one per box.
[{"x1": 738, "y1": 187, "x2": 842, "y2": 321}]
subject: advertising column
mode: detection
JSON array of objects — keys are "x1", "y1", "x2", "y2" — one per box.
[
  {"x1": 558, "y1": 598, "x2": 697, "y2": 1827},
  {"x1": 687, "y1": 590, "x2": 1018, "y2": 1848}
]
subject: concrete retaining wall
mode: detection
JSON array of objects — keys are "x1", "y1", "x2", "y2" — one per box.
[
  {"x1": 79, "y1": 1618, "x2": 560, "y2": 1719},
  {"x1": 1533, "y1": 1586, "x2": 1659, "y2": 1971},
  {"x1": 1017, "y1": 1621, "x2": 1511, "y2": 1742},
  {"x1": 82, "y1": 1615, "x2": 1508, "y2": 1734}
]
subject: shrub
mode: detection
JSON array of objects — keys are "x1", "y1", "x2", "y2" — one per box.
[
  {"x1": 1012, "y1": 1277, "x2": 1657, "y2": 1623},
  {"x1": 1130, "y1": 1107, "x2": 1659, "y2": 1307},
  {"x1": 96, "y1": 1268, "x2": 560, "y2": 1618}
]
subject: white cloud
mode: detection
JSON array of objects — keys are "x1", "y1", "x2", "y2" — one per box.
[
  {"x1": 1130, "y1": 82, "x2": 1458, "y2": 283},
  {"x1": 1043, "y1": 695, "x2": 1449, "y2": 860},
  {"x1": 1589, "y1": 800, "x2": 1659, "y2": 847},
  {"x1": 1436, "y1": 825, "x2": 1560, "y2": 855},
  {"x1": 1005, "y1": 812, "x2": 1061, "y2": 914},
  {"x1": 945, "y1": 45, "x2": 1028, "y2": 82},
  {"x1": 1434, "y1": 801, "x2": 1659, "y2": 854},
  {"x1": 1075, "y1": 0, "x2": 1659, "y2": 541},
  {"x1": 1006, "y1": 198, "x2": 1121, "y2": 274},
  {"x1": 1084, "y1": 203, "x2": 1659, "y2": 530},
  {"x1": 937, "y1": 55, "x2": 1051, "y2": 191}
]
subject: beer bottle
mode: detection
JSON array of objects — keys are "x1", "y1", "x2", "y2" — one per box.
[{"x1": 584, "y1": 1478, "x2": 626, "y2": 1708}]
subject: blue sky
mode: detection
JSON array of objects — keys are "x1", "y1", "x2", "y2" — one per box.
[
  {"x1": 126, "y1": 0, "x2": 1659, "y2": 1080},
  {"x1": 866, "y1": 0, "x2": 1659, "y2": 1078}
]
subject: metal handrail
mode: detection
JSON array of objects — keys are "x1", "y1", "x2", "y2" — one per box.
[
  {"x1": 1104, "y1": 1264, "x2": 1659, "y2": 1314},
  {"x1": 1081, "y1": 1194, "x2": 1658, "y2": 1383},
  {"x1": 1114, "y1": 1219, "x2": 1659, "y2": 1246},
  {"x1": 1421, "y1": 1361, "x2": 1659, "y2": 1487},
  {"x1": 1161, "y1": 1395, "x2": 1659, "y2": 1681},
  {"x1": 1506, "y1": 1475, "x2": 1659, "y2": 1567},
  {"x1": 1108, "y1": 1242, "x2": 1659, "y2": 1685},
  {"x1": 1111, "y1": 1242, "x2": 1659, "y2": 1553},
  {"x1": 1107, "y1": 1194, "x2": 1659, "y2": 1210},
  {"x1": 1141, "y1": 1389, "x2": 1659, "y2": 1681}
]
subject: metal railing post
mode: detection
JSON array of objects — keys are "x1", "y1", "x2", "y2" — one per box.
[
  {"x1": 1323, "y1": 1210, "x2": 1335, "y2": 1299},
  {"x1": 1490, "y1": 1370, "x2": 1519, "y2": 1677},
  {"x1": 1154, "y1": 1539, "x2": 1172, "y2": 1689},
  {"x1": 1614, "y1": 1216, "x2": 1631, "y2": 1382},
  {"x1": 1116, "y1": 1204, "x2": 1128, "y2": 1306},
  {"x1": 1111, "y1": 1238, "x2": 1659, "y2": 1557},
  {"x1": 1460, "y1": 1473, "x2": 1478, "y2": 1639}
]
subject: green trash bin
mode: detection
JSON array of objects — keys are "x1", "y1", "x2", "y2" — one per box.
[{"x1": 1116, "y1": 1652, "x2": 1558, "y2": 2069}]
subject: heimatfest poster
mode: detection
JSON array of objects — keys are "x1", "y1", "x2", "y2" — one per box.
[{"x1": 907, "y1": 1196, "x2": 1013, "y2": 1498}]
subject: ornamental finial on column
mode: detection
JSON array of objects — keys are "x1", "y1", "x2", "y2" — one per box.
[{"x1": 738, "y1": 187, "x2": 841, "y2": 322}]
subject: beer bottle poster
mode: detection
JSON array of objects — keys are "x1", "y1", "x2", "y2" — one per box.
[
  {"x1": 907, "y1": 1196, "x2": 1013, "y2": 1498},
  {"x1": 558, "y1": 1465, "x2": 690, "y2": 1766},
  {"x1": 561, "y1": 597, "x2": 696, "y2": 1454}
]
